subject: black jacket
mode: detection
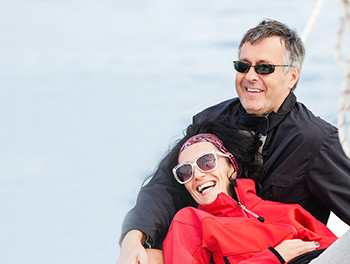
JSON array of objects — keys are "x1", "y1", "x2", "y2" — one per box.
[{"x1": 121, "y1": 93, "x2": 350, "y2": 248}]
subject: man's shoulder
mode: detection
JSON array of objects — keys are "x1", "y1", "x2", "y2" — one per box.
[
  {"x1": 291, "y1": 101, "x2": 336, "y2": 133},
  {"x1": 279, "y1": 93, "x2": 336, "y2": 133},
  {"x1": 193, "y1": 97, "x2": 240, "y2": 124}
]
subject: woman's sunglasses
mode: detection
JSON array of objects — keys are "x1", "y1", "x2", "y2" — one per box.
[
  {"x1": 233, "y1": 61, "x2": 291, "y2": 75},
  {"x1": 173, "y1": 150, "x2": 229, "y2": 184}
]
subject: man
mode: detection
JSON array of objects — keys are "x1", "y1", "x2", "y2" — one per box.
[{"x1": 117, "y1": 19, "x2": 350, "y2": 263}]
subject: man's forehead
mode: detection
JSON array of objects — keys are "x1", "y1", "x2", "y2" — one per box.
[
  {"x1": 238, "y1": 36, "x2": 286, "y2": 62},
  {"x1": 245, "y1": 35, "x2": 286, "y2": 46}
]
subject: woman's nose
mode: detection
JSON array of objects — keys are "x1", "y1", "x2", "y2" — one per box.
[{"x1": 193, "y1": 166, "x2": 206, "y2": 179}]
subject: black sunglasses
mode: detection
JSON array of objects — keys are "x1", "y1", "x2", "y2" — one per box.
[{"x1": 233, "y1": 61, "x2": 292, "y2": 75}]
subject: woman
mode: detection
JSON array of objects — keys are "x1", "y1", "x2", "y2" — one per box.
[{"x1": 162, "y1": 120, "x2": 349, "y2": 264}]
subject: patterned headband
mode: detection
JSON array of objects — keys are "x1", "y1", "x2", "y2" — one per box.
[{"x1": 179, "y1": 133, "x2": 239, "y2": 173}]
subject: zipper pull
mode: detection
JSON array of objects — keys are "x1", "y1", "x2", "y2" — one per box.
[{"x1": 237, "y1": 202, "x2": 265, "y2": 222}]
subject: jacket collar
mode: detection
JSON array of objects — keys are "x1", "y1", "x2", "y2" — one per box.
[
  {"x1": 238, "y1": 92, "x2": 296, "y2": 135},
  {"x1": 198, "y1": 179, "x2": 262, "y2": 217}
]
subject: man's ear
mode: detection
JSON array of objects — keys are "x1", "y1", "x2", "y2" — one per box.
[{"x1": 288, "y1": 67, "x2": 300, "y2": 90}]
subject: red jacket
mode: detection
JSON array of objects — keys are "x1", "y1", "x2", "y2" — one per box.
[{"x1": 163, "y1": 179, "x2": 337, "y2": 264}]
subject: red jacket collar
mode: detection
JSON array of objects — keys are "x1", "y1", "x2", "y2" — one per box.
[{"x1": 198, "y1": 179, "x2": 262, "y2": 217}]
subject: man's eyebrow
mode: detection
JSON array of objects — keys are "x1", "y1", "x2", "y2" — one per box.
[
  {"x1": 256, "y1": 59, "x2": 271, "y2": 64},
  {"x1": 239, "y1": 58, "x2": 272, "y2": 64},
  {"x1": 239, "y1": 58, "x2": 251, "y2": 64}
]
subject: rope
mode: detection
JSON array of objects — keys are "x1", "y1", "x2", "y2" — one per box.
[
  {"x1": 301, "y1": 0, "x2": 350, "y2": 157},
  {"x1": 301, "y1": 0, "x2": 326, "y2": 42},
  {"x1": 335, "y1": 0, "x2": 350, "y2": 157}
]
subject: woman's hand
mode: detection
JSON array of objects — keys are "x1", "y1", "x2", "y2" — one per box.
[
  {"x1": 274, "y1": 239, "x2": 320, "y2": 262},
  {"x1": 116, "y1": 230, "x2": 148, "y2": 264}
]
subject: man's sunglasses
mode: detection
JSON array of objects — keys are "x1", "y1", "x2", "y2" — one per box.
[
  {"x1": 173, "y1": 150, "x2": 229, "y2": 184},
  {"x1": 233, "y1": 61, "x2": 292, "y2": 75}
]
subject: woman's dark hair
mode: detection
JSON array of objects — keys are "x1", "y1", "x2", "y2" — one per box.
[{"x1": 150, "y1": 118, "x2": 264, "y2": 187}]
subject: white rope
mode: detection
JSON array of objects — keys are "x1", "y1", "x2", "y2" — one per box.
[
  {"x1": 335, "y1": 0, "x2": 350, "y2": 157},
  {"x1": 300, "y1": 0, "x2": 350, "y2": 157},
  {"x1": 301, "y1": 0, "x2": 326, "y2": 42}
]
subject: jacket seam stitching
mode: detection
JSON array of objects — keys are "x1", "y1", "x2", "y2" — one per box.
[{"x1": 305, "y1": 129, "x2": 336, "y2": 180}]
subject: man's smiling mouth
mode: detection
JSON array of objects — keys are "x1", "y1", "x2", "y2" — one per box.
[{"x1": 247, "y1": 88, "x2": 263, "y2": 93}]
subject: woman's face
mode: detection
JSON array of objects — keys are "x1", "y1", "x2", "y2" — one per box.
[{"x1": 179, "y1": 142, "x2": 235, "y2": 205}]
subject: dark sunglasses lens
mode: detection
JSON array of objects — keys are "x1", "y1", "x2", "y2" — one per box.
[
  {"x1": 255, "y1": 64, "x2": 275, "y2": 75},
  {"x1": 234, "y1": 61, "x2": 250, "y2": 73},
  {"x1": 176, "y1": 164, "x2": 192, "y2": 183},
  {"x1": 197, "y1": 153, "x2": 216, "y2": 171}
]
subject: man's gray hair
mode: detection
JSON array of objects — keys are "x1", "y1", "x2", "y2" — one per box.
[{"x1": 238, "y1": 19, "x2": 305, "y2": 91}]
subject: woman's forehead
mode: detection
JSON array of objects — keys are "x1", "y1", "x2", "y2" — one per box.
[{"x1": 179, "y1": 142, "x2": 218, "y2": 163}]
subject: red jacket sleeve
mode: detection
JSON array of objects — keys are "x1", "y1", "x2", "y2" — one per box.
[{"x1": 163, "y1": 209, "x2": 211, "y2": 264}]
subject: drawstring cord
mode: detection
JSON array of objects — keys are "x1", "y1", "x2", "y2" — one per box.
[{"x1": 237, "y1": 202, "x2": 265, "y2": 222}]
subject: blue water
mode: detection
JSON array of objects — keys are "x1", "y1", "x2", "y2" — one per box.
[{"x1": 0, "y1": 1, "x2": 348, "y2": 263}]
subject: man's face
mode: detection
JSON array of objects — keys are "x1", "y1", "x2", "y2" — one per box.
[{"x1": 235, "y1": 36, "x2": 300, "y2": 116}]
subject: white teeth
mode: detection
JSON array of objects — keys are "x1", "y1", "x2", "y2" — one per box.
[
  {"x1": 247, "y1": 88, "x2": 262, "y2": 93},
  {"x1": 198, "y1": 182, "x2": 215, "y2": 193}
]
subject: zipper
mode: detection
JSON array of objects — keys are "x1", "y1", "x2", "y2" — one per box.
[
  {"x1": 257, "y1": 114, "x2": 270, "y2": 162},
  {"x1": 263, "y1": 114, "x2": 270, "y2": 136},
  {"x1": 234, "y1": 181, "x2": 265, "y2": 222},
  {"x1": 237, "y1": 202, "x2": 265, "y2": 222}
]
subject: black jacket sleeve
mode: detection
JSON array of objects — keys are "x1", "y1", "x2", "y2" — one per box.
[
  {"x1": 307, "y1": 129, "x2": 350, "y2": 225},
  {"x1": 120, "y1": 157, "x2": 195, "y2": 248}
]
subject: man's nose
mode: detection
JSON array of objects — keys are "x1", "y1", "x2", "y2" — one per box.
[{"x1": 244, "y1": 66, "x2": 259, "y2": 82}]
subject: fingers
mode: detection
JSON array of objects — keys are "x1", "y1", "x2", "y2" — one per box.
[
  {"x1": 275, "y1": 239, "x2": 320, "y2": 262},
  {"x1": 137, "y1": 250, "x2": 149, "y2": 264},
  {"x1": 296, "y1": 240, "x2": 320, "y2": 255},
  {"x1": 117, "y1": 230, "x2": 149, "y2": 264},
  {"x1": 116, "y1": 249, "x2": 148, "y2": 264},
  {"x1": 146, "y1": 249, "x2": 164, "y2": 264}
]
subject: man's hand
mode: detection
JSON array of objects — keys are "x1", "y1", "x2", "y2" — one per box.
[
  {"x1": 146, "y1": 249, "x2": 164, "y2": 264},
  {"x1": 274, "y1": 239, "x2": 320, "y2": 262},
  {"x1": 116, "y1": 230, "x2": 148, "y2": 264}
]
